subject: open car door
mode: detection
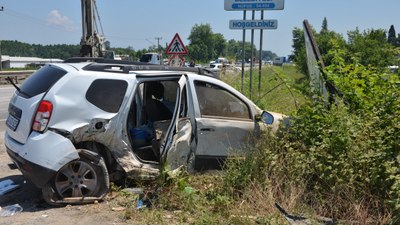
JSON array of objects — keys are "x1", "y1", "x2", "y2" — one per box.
[{"x1": 159, "y1": 75, "x2": 193, "y2": 170}]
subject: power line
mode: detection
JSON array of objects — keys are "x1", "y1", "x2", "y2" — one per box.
[{"x1": 145, "y1": 38, "x2": 155, "y2": 45}]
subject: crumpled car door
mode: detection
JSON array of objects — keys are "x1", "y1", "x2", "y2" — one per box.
[{"x1": 159, "y1": 75, "x2": 193, "y2": 170}]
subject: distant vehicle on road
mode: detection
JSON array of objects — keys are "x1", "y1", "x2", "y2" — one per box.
[
  {"x1": 139, "y1": 53, "x2": 162, "y2": 65},
  {"x1": 273, "y1": 57, "x2": 286, "y2": 66},
  {"x1": 210, "y1": 57, "x2": 229, "y2": 65},
  {"x1": 209, "y1": 63, "x2": 224, "y2": 72}
]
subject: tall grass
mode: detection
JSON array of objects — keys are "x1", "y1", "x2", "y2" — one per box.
[
  {"x1": 221, "y1": 64, "x2": 307, "y2": 115},
  {"x1": 220, "y1": 64, "x2": 396, "y2": 223}
]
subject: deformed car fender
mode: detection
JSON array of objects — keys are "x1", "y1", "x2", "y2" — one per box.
[
  {"x1": 5, "y1": 130, "x2": 79, "y2": 172},
  {"x1": 64, "y1": 117, "x2": 160, "y2": 180}
]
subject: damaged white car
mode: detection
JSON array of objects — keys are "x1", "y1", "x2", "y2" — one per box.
[{"x1": 4, "y1": 58, "x2": 283, "y2": 205}]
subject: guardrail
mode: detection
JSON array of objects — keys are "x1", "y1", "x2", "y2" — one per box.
[{"x1": 0, "y1": 70, "x2": 35, "y2": 85}]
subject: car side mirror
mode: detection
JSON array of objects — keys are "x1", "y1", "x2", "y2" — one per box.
[{"x1": 256, "y1": 111, "x2": 274, "y2": 125}]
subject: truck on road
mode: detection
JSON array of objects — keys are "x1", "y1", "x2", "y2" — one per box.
[{"x1": 139, "y1": 53, "x2": 162, "y2": 65}]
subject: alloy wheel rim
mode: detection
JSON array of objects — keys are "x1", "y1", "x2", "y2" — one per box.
[{"x1": 54, "y1": 160, "x2": 98, "y2": 198}]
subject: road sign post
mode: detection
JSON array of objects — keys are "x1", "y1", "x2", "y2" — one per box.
[
  {"x1": 225, "y1": 0, "x2": 284, "y2": 98},
  {"x1": 0, "y1": 7, "x2": 3, "y2": 71},
  {"x1": 166, "y1": 33, "x2": 187, "y2": 67},
  {"x1": 241, "y1": 11, "x2": 246, "y2": 93},
  {"x1": 250, "y1": 10, "x2": 255, "y2": 100},
  {"x1": 259, "y1": 10, "x2": 264, "y2": 97}
]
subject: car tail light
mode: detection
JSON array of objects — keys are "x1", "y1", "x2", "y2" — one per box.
[{"x1": 32, "y1": 100, "x2": 53, "y2": 132}]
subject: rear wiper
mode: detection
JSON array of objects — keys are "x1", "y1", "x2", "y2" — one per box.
[{"x1": 6, "y1": 77, "x2": 31, "y2": 98}]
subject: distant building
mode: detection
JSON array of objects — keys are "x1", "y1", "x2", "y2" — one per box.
[{"x1": 0, "y1": 55, "x2": 63, "y2": 69}]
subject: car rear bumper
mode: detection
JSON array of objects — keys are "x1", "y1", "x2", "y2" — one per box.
[
  {"x1": 6, "y1": 147, "x2": 56, "y2": 188},
  {"x1": 4, "y1": 130, "x2": 80, "y2": 188}
]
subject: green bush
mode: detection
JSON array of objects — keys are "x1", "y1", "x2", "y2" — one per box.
[{"x1": 222, "y1": 52, "x2": 400, "y2": 222}]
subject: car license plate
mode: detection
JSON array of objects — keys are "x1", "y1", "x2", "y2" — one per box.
[{"x1": 6, "y1": 114, "x2": 20, "y2": 131}]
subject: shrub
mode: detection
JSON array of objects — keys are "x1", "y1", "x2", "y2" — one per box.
[{"x1": 222, "y1": 53, "x2": 400, "y2": 222}]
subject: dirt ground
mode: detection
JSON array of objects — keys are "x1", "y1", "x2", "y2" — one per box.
[{"x1": 0, "y1": 130, "x2": 130, "y2": 225}]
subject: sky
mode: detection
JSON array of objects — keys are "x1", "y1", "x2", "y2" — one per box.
[{"x1": 0, "y1": 0, "x2": 399, "y2": 57}]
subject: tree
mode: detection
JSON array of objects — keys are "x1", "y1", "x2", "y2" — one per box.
[
  {"x1": 213, "y1": 33, "x2": 226, "y2": 58},
  {"x1": 226, "y1": 39, "x2": 240, "y2": 60},
  {"x1": 187, "y1": 43, "x2": 209, "y2": 62},
  {"x1": 388, "y1": 25, "x2": 398, "y2": 47},
  {"x1": 291, "y1": 27, "x2": 308, "y2": 75},
  {"x1": 347, "y1": 28, "x2": 396, "y2": 68},
  {"x1": 260, "y1": 50, "x2": 277, "y2": 61},
  {"x1": 318, "y1": 30, "x2": 346, "y2": 67},
  {"x1": 187, "y1": 24, "x2": 216, "y2": 62},
  {"x1": 321, "y1": 17, "x2": 328, "y2": 33},
  {"x1": 292, "y1": 20, "x2": 396, "y2": 76}
]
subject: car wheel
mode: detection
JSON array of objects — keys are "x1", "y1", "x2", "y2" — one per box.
[{"x1": 42, "y1": 149, "x2": 109, "y2": 205}]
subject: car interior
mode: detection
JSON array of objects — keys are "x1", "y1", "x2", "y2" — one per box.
[{"x1": 127, "y1": 80, "x2": 181, "y2": 164}]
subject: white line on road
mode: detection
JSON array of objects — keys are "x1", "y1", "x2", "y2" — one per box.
[{"x1": 0, "y1": 119, "x2": 6, "y2": 122}]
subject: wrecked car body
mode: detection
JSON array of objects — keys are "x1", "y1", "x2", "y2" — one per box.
[{"x1": 4, "y1": 59, "x2": 282, "y2": 205}]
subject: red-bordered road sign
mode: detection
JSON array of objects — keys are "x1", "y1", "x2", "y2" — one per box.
[
  {"x1": 165, "y1": 33, "x2": 187, "y2": 55},
  {"x1": 168, "y1": 55, "x2": 185, "y2": 67}
]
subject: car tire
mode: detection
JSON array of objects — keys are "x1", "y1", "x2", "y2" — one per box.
[{"x1": 42, "y1": 149, "x2": 109, "y2": 205}]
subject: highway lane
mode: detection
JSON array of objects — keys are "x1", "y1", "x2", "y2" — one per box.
[{"x1": 0, "y1": 85, "x2": 16, "y2": 131}]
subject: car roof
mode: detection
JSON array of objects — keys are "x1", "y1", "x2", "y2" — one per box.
[{"x1": 62, "y1": 57, "x2": 218, "y2": 79}]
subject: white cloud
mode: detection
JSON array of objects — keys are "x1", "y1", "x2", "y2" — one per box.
[{"x1": 47, "y1": 10, "x2": 77, "y2": 32}]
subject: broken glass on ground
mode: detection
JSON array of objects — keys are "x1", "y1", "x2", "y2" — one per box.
[{"x1": 0, "y1": 204, "x2": 23, "y2": 217}]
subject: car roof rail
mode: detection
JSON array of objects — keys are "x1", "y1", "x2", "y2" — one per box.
[
  {"x1": 64, "y1": 57, "x2": 218, "y2": 79},
  {"x1": 63, "y1": 57, "x2": 149, "y2": 65}
]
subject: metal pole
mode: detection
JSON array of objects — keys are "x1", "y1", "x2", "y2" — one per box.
[
  {"x1": 249, "y1": 10, "x2": 255, "y2": 100},
  {"x1": 241, "y1": 11, "x2": 246, "y2": 93},
  {"x1": 155, "y1": 37, "x2": 162, "y2": 64},
  {"x1": 258, "y1": 10, "x2": 264, "y2": 97},
  {"x1": 0, "y1": 41, "x2": 2, "y2": 71},
  {"x1": 0, "y1": 6, "x2": 3, "y2": 71}
]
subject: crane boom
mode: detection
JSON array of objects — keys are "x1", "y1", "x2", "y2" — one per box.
[{"x1": 80, "y1": 0, "x2": 105, "y2": 57}]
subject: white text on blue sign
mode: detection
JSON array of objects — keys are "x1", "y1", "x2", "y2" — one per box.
[
  {"x1": 224, "y1": 0, "x2": 284, "y2": 11},
  {"x1": 229, "y1": 20, "x2": 278, "y2": 29}
]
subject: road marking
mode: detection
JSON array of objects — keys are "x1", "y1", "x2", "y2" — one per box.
[{"x1": 0, "y1": 119, "x2": 6, "y2": 122}]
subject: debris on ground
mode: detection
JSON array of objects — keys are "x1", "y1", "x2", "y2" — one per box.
[
  {"x1": 0, "y1": 204, "x2": 23, "y2": 217},
  {"x1": 111, "y1": 206, "x2": 125, "y2": 211},
  {"x1": 275, "y1": 202, "x2": 336, "y2": 225},
  {"x1": 122, "y1": 188, "x2": 144, "y2": 194},
  {"x1": 0, "y1": 179, "x2": 20, "y2": 196}
]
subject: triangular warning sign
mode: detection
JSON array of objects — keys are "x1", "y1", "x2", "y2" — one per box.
[{"x1": 165, "y1": 33, "x2": 187, "y2": 55}]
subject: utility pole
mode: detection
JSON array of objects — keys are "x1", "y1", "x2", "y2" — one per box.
[
  {"x1": 155, "y1": 37, "x2": 162, "y2": 64},
  {"x1": 0, "y1": 6, "x2": 4, "y2": 71}
]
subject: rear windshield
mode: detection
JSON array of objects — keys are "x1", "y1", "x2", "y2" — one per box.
[{"x1": 19, "y1": 65, "x2": 67, "y2": 98}]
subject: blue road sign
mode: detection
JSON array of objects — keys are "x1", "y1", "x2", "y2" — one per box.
[{"x1": 224, "y1": 0, "x2": 284, "y2": 11}]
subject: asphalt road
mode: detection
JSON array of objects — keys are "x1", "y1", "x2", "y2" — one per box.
[{"x1": 0, "y1": 85, "x2": 15, "y2": 131}]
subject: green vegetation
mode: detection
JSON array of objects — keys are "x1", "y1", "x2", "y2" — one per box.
[
  {"x1": 3, "y1": 20, "x2": 399, "y2": 224},
  {"x1": 221, "y1": 65, "x2": 307, "y2": 115},
  {"x1": 105, "y1": 22, "x2": 400, "y2": 224},
  {"x1": 187, "y1": 24, "x2": 277, "y2": 63},
  {"x1": 221, "y1": 22, "x2": 400, "y2": 223},
  {"x1": 291, "y1": 20, "x2": 399, "y2": 75},
  {"x1": 0, "y1": 40, "x2": 81, "y2": 59}
]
